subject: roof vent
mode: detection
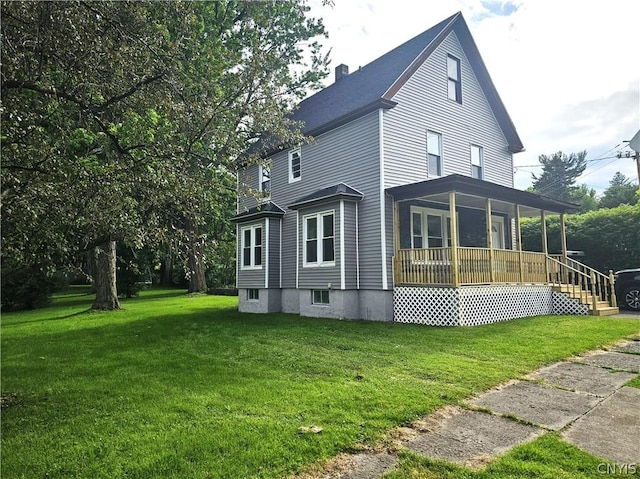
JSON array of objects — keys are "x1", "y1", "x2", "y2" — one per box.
[{"x1": 335, "y1": 64, "x2": 349, "y2": 82}]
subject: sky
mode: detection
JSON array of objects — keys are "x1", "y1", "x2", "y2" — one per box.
[{"x1": 306, "y1": 0, "x2": 640, "y2": 194}]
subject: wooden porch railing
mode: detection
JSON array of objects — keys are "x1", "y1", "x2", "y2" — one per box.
[
  {"x1": 394, "y1": 248, "x2": 616, "y2": 309},
  {"x1": 394, "y1": 247, "x2": 549, "y2": 285}
]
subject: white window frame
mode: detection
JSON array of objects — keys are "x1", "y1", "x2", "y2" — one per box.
[
  {"x1": 240, "y1": 224, "x2": 263, "y2": 270},
  {"x1": 427, "y1": 130, "x2": 443, "y2": 177},
  {"x1": 259, "y1": 164, "x2": 271, "y2": 196},
  {"x1": 447, "y1": 54, "x2": 462, "y2": 103},
  {"x1": 288, "y1": 148, "x2": 301, "y2": 183},
  {"x1": 312, "y1": 289, "x2": 330, "y2": 305},
  {"x1": 303, "y1": 210, "x2": 335, "y2": 268},
  {"x1": 247, "y1": 288, "x2": 260, "y2": 301},
  {"x1": 409, "y1": 206, "x2": 458, "y2": 249},
  {"x1": 471, "y1": 144, "x2": 484, "y2": 180}
]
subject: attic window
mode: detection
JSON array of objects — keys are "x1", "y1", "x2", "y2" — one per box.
[
  {"x1": 260, "y1": 164, "x2": 271, "y2": 194},
  {"x1": 447, "y1": 55, "x2": 462, "y2": 103},
  {"x1": 289, "y1": 148, "x2": 301, "y2": 183}
]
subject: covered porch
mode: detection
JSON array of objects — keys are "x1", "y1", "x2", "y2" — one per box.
[{"x1": 386, "y1": 175, "x2": 618, "y2": 325}]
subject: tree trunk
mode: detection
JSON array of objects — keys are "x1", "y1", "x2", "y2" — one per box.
[
  {"x1": 186, "y1": 218, "x2": 207, "y2": 294},
  {"x1": 160, "y1": 249, "x2": 175, "y2": 286},
  {"x1": 92, "y1": 240, "x2": 121, "y2": 310}
]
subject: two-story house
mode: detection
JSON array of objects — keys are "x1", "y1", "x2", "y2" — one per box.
[{"x1": 232, "y1": 12, "x2": 618, "y2": 325}]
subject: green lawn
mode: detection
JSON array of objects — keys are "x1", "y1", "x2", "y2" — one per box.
[{"x1": 2, "y1": 287, "x2": 639, "y2": 479}]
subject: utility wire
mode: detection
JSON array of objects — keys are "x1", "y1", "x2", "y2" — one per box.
[{"x1": 521, "y1": 144, "x2": 632, "y2": 197}]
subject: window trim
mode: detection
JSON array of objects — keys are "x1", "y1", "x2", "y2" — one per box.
[
  {"x1": 303, "y1": 210, "x2": 335, "y2": 268},
  {"x1": 240, "y1": 224, "x2": 263, "y2": 270},
  {"x1": 447, "y1": 54, "x2": 462, "y2": 103},
  {"x1": 426, "y1": 130, "x2": 443, "y2": 177},
  {"x1": 470, "y1": 144, "x2": 484, "y2": 180},
  {"x1": 288, "y1": 148, "x2": 301, "y2": 183},
  {"x1": 259, "y1": 164, "x2": 271, "y2": 196},
  {"x1": 409, "y1": 206, "x2": 458, "y2": 249},
  {"x1": 247, "y1": 288, "x2": 260, "y2": 301},
  {"x1": 312, "y1": 289, "x2": 330, "y2": 305}
]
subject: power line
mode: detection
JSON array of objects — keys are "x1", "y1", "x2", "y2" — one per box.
[{"x1": 524, "y1": 145, "x2": 632, "y2": 197}]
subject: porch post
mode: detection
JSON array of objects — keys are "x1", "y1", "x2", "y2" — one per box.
[
  {"x1": 485, "y1": 198, "x2": 495, "y2": 283},
  {"x1": 515, "y1": 204, "x2": 524, "y2": 283},
  {"x1": 541, "y1": 210, "x2": 550, "y2": 282},
  {"x1": 449, "y1": 191, "x2": 460, "y2": 287},
  {"x1": 560, "y1": 213, "x2": 569, "y2": 284},
  {"x1": 393, "y1": 200, "x2": 401, "y2": 285}
]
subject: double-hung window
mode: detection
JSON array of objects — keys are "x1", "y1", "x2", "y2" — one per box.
[
  {"x1": 259, "y1": 165, "x2": 271, "y2": 195},
  {"x1": 241, "y1": 225, "x2": 262, "y2": 269},
  {"x1": 447, "y1": 54, "x2": 462, "y2": 103},
  {"x1": 471, "y1": 145, "x2": 483, "y2": 179},
  {"x1": 427, "y1": 130, "x2": 443, "y2": 177},
  {"x1": 303, "y1": 211, "x2": 335, "y2": 266},
  {"x1": 289, "y1": 148, "x2": 301, "y2": 183}
]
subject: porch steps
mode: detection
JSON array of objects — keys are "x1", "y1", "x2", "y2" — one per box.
[{"x1": 552, "y1": 285, "x2": 619, "y2": 316}]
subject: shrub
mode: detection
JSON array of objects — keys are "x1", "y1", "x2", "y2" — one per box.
[{"x1": 521, "y1": 203, "x2": 640, "y2": 273}]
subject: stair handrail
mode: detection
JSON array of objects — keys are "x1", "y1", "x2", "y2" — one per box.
[{"x1": 547, "y1": 255, "x2": 615, "y2": 308}]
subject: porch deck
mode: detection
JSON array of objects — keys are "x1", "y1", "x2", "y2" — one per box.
[{"x1": 394, "y1": 247, "x2": 618, "y2": 317}]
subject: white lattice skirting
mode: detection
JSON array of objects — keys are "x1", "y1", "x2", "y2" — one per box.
[{"x1": 394, "y1": 285, "x2": 589, "y2": 326}]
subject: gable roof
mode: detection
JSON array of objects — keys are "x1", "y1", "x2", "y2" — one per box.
[{"x1": 293, "y1": 12, "x2": 524, "y2": 153}]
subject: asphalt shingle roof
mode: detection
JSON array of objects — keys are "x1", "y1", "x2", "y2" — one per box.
[{"x1": 291, "y1": 12, "x2": 523, "y2": 153}]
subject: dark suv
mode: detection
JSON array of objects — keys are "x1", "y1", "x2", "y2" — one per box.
[{"x1": 615, "y1": 268, "x2": 640, "y2": 311}]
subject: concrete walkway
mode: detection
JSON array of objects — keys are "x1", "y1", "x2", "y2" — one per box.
[{"x1": 296, "y1": 338, "x2": 640, "y2": 478}]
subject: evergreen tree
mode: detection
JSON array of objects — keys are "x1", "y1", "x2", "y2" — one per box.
[
  {"x1": 599, "y1": 172, "x2": 639, "y2": 209},
  {"x1": 531, "y1": 151, "x2": 587, "y2": 202}
]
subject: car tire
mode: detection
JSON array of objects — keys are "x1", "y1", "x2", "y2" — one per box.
[{"x1": 622, "y1": 286, "x2": 640, "y2": 311}]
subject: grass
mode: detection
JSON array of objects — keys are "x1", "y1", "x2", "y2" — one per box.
[
  {"x1": 384, "y1": 433, "x2": 640, "y2": 478},
  {"x1": 1, "y1": 286, "x2": 639, "y2": 479}
]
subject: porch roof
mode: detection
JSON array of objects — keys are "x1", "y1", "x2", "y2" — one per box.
[{"x1": 386, "y1": 174, "x2": 579, "y2": 216}]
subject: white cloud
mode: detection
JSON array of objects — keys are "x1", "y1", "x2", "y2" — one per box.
[{"x1": 307, "y1": 0, "x2": 640, "y2": 193}]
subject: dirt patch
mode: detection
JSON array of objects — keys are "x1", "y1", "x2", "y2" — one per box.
[{"x1": 1, "y1": 392, "x2": 22, "y2": 409}]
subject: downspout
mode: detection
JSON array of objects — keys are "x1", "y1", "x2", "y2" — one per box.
[{"x1": 379, "y1": 109, "x2": 388, "y2": 290}]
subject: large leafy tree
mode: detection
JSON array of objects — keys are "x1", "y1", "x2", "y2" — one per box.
[
  {"x1": 1, "y1": 1, "x2": 329, "y2": 309},
  {"x1": 531, "y1": 151, "x2": 587, "y2": 202},
  {"x1": 599, "y1": 172, "x2": 639, "y2": 209}
]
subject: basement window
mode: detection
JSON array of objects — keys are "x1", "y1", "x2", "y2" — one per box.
[
  {"x1": 312, "y1": 290, "x2": 330, "y2": 305},
  {"x1": 247, "y1": 289, "x2": 259, "y2": 301}
]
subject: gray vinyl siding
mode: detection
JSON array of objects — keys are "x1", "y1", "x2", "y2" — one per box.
[
  {"x1": 383, "y1": 31, "x2": 514, "y2": 190},
  {"x1": 342, "y1": 201, "x2": 359, "y2": 289},
  {"x1": 236, "y1": 219, "x2": 266, "y2": 289},
  {"x1": 266, "y1": 217, "x2": 281, "y2": 288},
  {"x1": 258, "y1": 111, "x2": 384, "y2": 290}
]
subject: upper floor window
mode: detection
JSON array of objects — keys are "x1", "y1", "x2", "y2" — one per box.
[
  {"x1": 303, "y1": 211, "x2": 335, "y2": 267},
  {"x1": 447, "y1": 55, "x2": 462, "y2": 103},
  {"x1": 259, "y1": 165, "x2": 271, "y2": 194},
  {"x1": 427, "y1": 130, "x2": 443, "y2": 177},
  {"x1": 241, "y1": 224, "x2": 262, "y2": 269},
  {"x1": 289, "y1": 148, "x2": 301, "y2": 183},
  {"x1": 471, "y1": 145, "x2": 483, "y2": 179}
]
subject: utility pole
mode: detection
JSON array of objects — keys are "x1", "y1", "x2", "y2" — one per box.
[{"x1": 628, "y1": 129, "x2": 640, "y2": 184}]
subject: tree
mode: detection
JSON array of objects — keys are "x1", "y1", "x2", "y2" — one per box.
[
  {"x1": 569, "y1": 184, "x2": 598, "y2": 213},
  {"x1": 531, "y1": 151, "x2": 587, "y2": 202},
  {"x1": 1, "y1": 1, "x2": 329, "y2": 308},
  {"x1": 599, "y1": 172, "x2": 639, "y2": 209}
]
